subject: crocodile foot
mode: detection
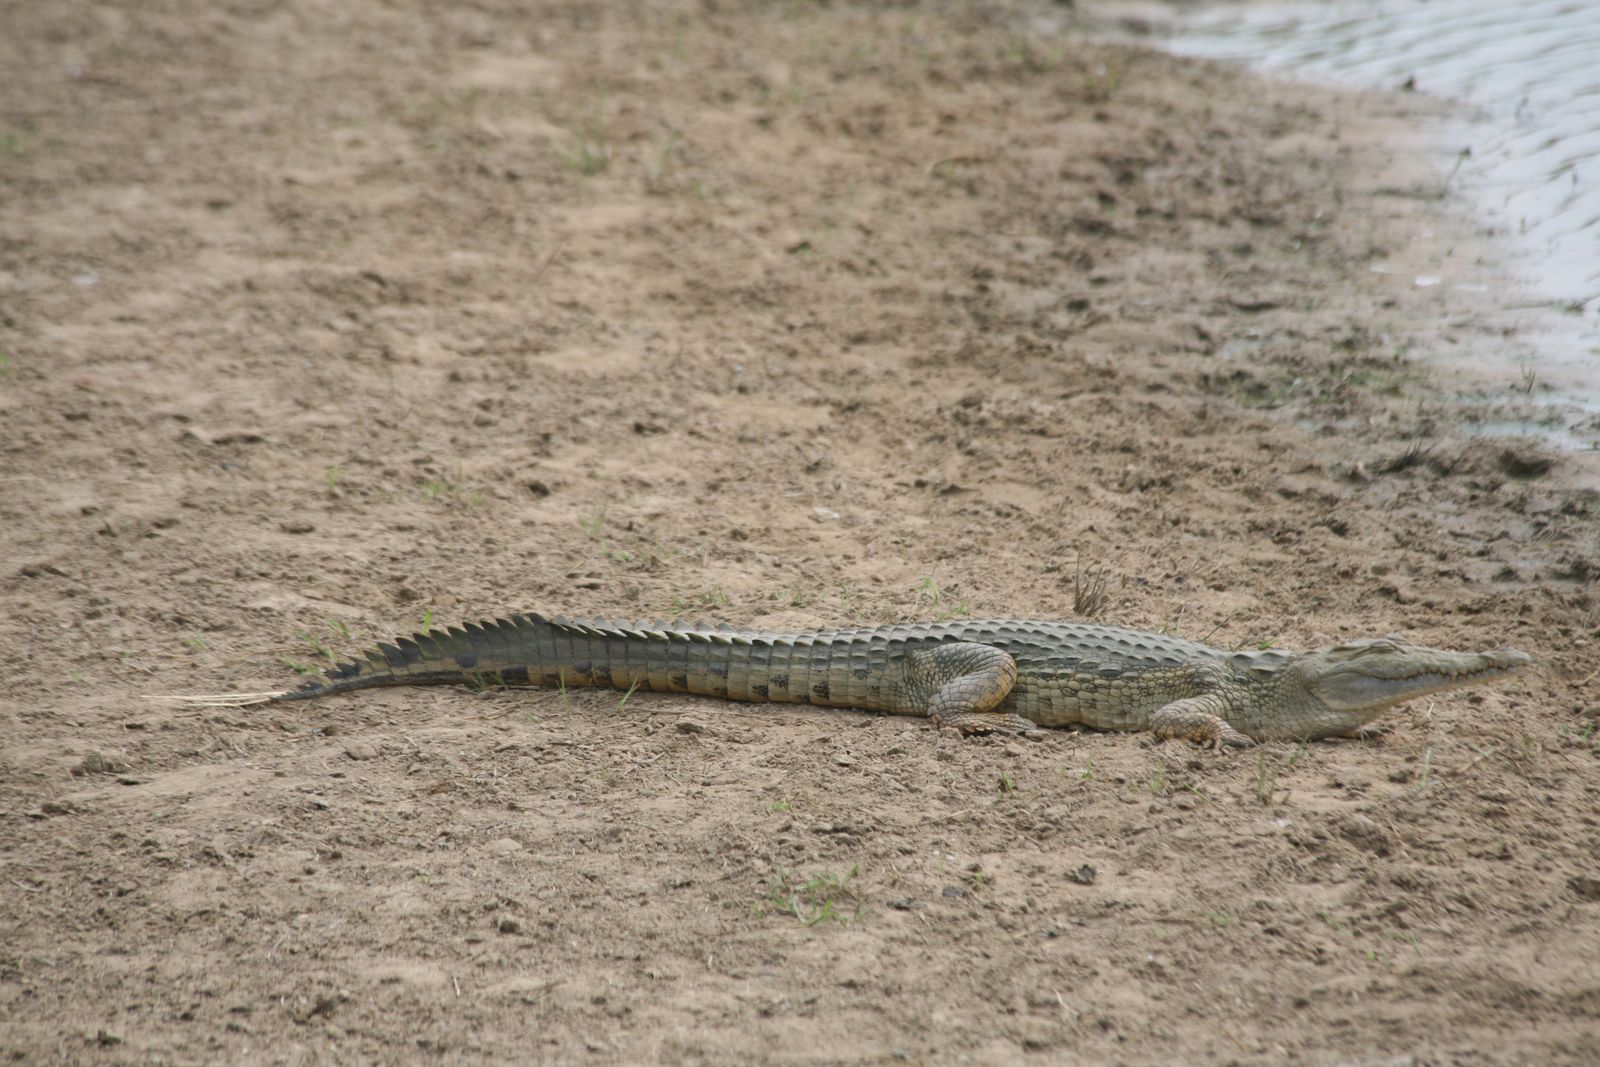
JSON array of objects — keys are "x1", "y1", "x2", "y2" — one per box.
[{"x1": 931, "y1": 711, "x2": 1041, "y2": 736}]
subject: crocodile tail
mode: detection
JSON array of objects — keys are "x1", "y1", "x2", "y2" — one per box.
[{"x1": 270, "y1": 614, "x2": 541, "y2": 702}]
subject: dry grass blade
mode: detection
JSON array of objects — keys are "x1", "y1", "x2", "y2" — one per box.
[
  {"x1": 142, "y1": 691, "x2": 286, "y2": 707},
  {"x1": 1072, "y1": 560, "x2": 1111, "y2": 618},
  {"x1": 1377, "y1": 441, "x2": 1432, "y2": 474}
]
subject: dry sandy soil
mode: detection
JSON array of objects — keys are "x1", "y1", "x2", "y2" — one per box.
[{"x1": 2, "y1": 2, "x2": 1598, "y2": 1064}]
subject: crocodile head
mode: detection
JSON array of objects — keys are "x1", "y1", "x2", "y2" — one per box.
[
  {"x1": 1297, "y1": 637, "x2": 1530, "y2": 715},
  {"x1": 1227, "y1": 637, "x2": 1530, "y2": 739}
]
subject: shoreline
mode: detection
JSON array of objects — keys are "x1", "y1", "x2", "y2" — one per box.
[{"x1": 1092, "y1": 0, "x2": 1600, "y2": 457}]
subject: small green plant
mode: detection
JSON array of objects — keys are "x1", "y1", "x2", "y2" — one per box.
[
  {"x1": 297, "y1": 629, "x2": 337, "y2": 663},
  {"x1": 183, "y1": 635, "x2": 208, "y2": 653},
  {"x1": 0, "y1": 349, "x2": 12, "y2": 379},
  {"x1": 768, "y1": 799, "x2": 791, "y2": 813},
  {"x1": 1080, "y1": 755, "x2": 1095, "y2": 780},
  {"x1": 915, "y1": 577, "x2": 970, "y2": 621},
  {"x1": 420, "y1": 609, "x2": 433, "y2": 637},
  {"x1": 1002, "y1": 34, "x2": 1064, "y2": 73},
  {"x1": 787, "y1": 582, "x2": 815, "y2": 608},
  {"x1": 615, "y1": 679, "x2": 641, "y2": 714},
  {"x1": 930, "y1": 159, "x2": 977, "y2": 195},
  {"x1": 652, "y1": 131, "x2": 680, "y2": 181},
  {"x1": 1254, "y1": 750, "x2": 1278, "y2": 806},
  {"x1": 562, "y1": 102, "x2": 610, "y2": 175},
  {"x1": 324, "y1": 465, "x2": 340, "y2": 491},
  {"x1": 282, "y1": 657, "x2": 318, "y2": 676},
  {"x1": 968, "y1": 867, "x2": 989, "y2": 888},
  {"x1": 470, "y1": 670, "x2": 506, "y2": 691},
  {"x1": 763, "y1": 866, "x2": 863, "y2": 926},
  {"x1": 420, "y1": 478, "x2": 485, "y2": 507},
  {"x1": 674, "y1": 585, "x2": 729, "y2": 613},
  {"x1": 1147, "y1": 766, "x2": 1167, "y2": 796},
  {"x1": 997, "y1": 773, "x2": 1016, "y2": 797},
  {"x1": 580, "y1": 504, "x2": 608, "y2": 539},
  {"x1": 1081, "y1": 55, "x2": 1129, "y2": 102},
  {"x1": 835, "y1": 581, "x2": 864, "y2": 621}
]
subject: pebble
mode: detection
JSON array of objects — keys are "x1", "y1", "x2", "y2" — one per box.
[
  {"x1": 343, "y1": 741, "x2": 378, "y2": 761},
  {"x1": 1570, "y1": 875, "x2": 1600, "y2": 901},
  {"x1": 74, "y1": 751, "x2": 129, "y2": 776}
]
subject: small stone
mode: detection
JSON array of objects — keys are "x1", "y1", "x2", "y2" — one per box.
[
  {"x1": 676, "y1": 719, "x2": 707, "y2": 734},
  {"x1": 343, "y1": 741, "x2": 378, "y2": 761},
  {"x1": 74, "y1": 751, "x2": 129, "y2": 776},
  {"x1": 1068, "y1": 864, "x2": 1096, "y2": 885},
  {"x1": 486, "y1": 837, "x2": 523, "y2": 855},
  {"x1": 942, "y1": 885, "x2": 965, "y2": 899},
  {"x1": 496, "y1": 917, "x2": 523, "y2": 934},
  {"x1": 833, "y1": 753, "x2": 856, "y2": 767},
  {"x1": 280, "y1": 521, "x2": 315, "y2": 534},
  {"x1": 1498, "y1": 448, "x2": 1553, "y2": 479},
  {"x1": 1336, "y1": 813, "x2": 1393, "y2": 856},
  {"x1": 1570, "y1": 875, "x2": 1600, "y2": 901}
]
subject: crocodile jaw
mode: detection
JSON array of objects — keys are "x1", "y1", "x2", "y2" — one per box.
[{"x1": 1303, "y1": 639, "x2": 1531, "y2": 715}]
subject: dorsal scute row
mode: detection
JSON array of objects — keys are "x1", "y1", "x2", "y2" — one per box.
[{"x1": 418, "y1": 613, "x2": 1227, "y2": 669}]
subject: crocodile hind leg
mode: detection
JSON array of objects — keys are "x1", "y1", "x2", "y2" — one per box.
[
  {"x1": 907, "y1": 642, "x2": 1036, "y2": 735},
  {"x1": 1150, "y1": 695, "x2": 1255, "y2": 750}
]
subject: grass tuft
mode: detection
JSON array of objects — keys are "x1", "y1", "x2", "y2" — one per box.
[{"x1": 762, "y1": 866, "x2": 864, "y2": 927}]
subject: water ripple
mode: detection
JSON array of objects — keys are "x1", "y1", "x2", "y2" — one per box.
[{"x1": 1165, "y1": 0, "x2": 1600, "y2": 309}]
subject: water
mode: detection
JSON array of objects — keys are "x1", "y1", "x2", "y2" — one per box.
[{"x1": 1115, "y1": 0, "x2": 1600, "y2": 446}]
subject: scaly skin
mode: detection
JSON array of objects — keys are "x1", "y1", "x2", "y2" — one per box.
[{"x1": 190, "y1": 613, "x2": 1530, "y2": 747}]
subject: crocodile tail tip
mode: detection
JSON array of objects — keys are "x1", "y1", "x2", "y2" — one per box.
[
  {"x1": 269, "y1": 680, "x2": 333, "y2": 702},
  {"x1": 142, "y1": 690, "x2": 290, "y2": 707}
]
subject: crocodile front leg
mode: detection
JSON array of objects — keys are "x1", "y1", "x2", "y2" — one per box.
[
  {"x1": 1150, "y1": 695, "x2": 1256, "y2": 750},
  {"x1": 905, "y1": 642, "x2": 1035, "y2": 735}
]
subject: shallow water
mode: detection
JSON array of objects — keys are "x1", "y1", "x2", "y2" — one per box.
[{"x1": 1128, "y1": 0, "x2": 1600, "y2": 445}]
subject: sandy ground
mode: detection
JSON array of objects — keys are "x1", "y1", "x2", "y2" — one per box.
[{"x1": 2, "y1": 2, "x2": 1597, "y2": 1064}]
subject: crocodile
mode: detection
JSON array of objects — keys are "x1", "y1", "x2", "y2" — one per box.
[{"x1": 170, "y1": 613, "x2": 1530, "y2": 747}]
